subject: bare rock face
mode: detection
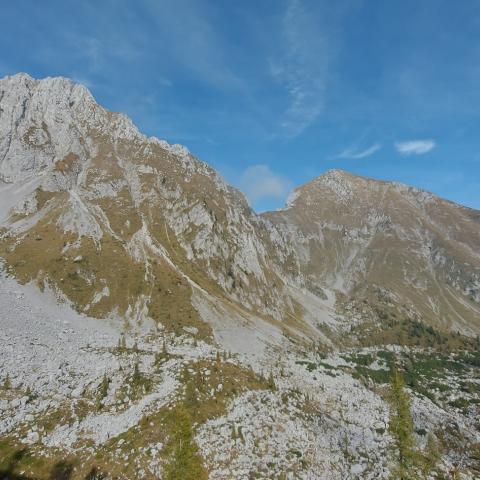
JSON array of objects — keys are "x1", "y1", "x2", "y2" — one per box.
[
  {"x1": 0, "y1": 73, "x2": 298, "y2": 339},
  {"x1": 0, "y1": 73, "x2": 100, "y2": 183}
]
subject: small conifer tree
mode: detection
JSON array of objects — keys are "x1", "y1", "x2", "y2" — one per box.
[
  {"x1": 420, "y1": 433, "x2": 440, "y2": 478},
  {"x1": 389, "y1": 366, "x2": 416, "y2": 479},
  {"x1": 99, "y1": 374, "x2": 109, "y2": 399},
  {"x1": 132, "y1": 362, "x2": 141, "y2": 384},
  {"x1": 164, "y1": 405, "x2": 208, "y2": 480},
  {"x1": 185, "y1": 380, "x2": 198, "y2": 412},
  {"x1": 268, "y1": 371, "x2": 276, "y2": 391}
]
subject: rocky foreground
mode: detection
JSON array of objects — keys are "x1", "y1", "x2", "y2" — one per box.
[{"x1": 1, "y1": 265, "x2": 479, "y2": 478}]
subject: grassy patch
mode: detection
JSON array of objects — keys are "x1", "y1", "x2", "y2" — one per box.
[
  {"x1": 0, "y1": 357, "x2": 268, "y2": 479},
  {"x1": 0, "y1": 438, "x2": 94, "y2": 480},
  {"x1": 179, "y1": 358, "x2": 268, "y2": 424},
  {"x1": 0, "y1": 199, "x2": 213, "y2": 342}
]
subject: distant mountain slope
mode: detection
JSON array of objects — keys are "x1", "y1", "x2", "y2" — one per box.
[{"x1": 264, "y1": 169, "x2": 480, "y2": 336}]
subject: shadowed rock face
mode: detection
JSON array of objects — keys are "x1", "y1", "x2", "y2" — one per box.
[{"x1": 0, "y1": 73, "x2": 479, "y2": 340}]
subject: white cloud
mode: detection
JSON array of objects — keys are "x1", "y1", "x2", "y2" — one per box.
[
  {"x1": 239, "y1": 165, "x2": 292, "y2": 206},
  {"x1": 337, "y1": 143, "x2": 382, "y2": 159},
  {"x1": 271, "y1": 0, "x2": 331, "y2": 137},
  {"x1": 395, "y1": 139, "x2": 436, "y2": 155}
]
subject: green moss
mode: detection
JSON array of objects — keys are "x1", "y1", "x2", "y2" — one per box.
[
  {"x1": 377, "y1": 350, "x2": 395, "y2": 364},
  {"x1": 429, "y1": 381, "x2": 451, "y2": 392}
]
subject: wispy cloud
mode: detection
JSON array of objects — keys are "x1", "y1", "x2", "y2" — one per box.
[
  {"x1": 239, "y1": 165, "x2": 292, "y2": 206},
  {"x1": 337, "y1": 143, "x2": 382, "y2": 159},
  {"x1": 271, "y1": 0, "x2": 331, "y2": 138},
  {"x1": 395, "y1": 139, "x2": 436, "y2": 155},
  {"x1": 144, "y1": 0, "x2": 242, "y2": 91},
  {"x1": 63, "y1": 35, "x2": 105, "y2": 76},
  {"x1": 62, "y1": 31, "x2": 146, "y2": 88}
]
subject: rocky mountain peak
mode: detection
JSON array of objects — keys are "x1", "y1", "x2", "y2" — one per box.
[
  {"x1": 285, "y1": 167, "x2": 443, "y2": 215},
  {"x1": 0, "y1": 73, "x2": 101, "y2": 183},
  {"x1": 0, "y1": 74, "x2": 199, "y2": 185},
  {"x1": 265, "y1": 168, "x2": 480, "y2": 332}
]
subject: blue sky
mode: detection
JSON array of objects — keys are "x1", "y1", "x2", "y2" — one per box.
[{"x1": 1, "y1": 0, "x2": 479, "y2": 211}]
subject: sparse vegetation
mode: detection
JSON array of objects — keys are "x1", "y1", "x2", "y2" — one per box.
[
  {"x1": 352, "y1": 365, "x2": 390, "y2": 384},
  {"x1": 3, "y1": 373, "x2": 11, "y2": 390}
]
